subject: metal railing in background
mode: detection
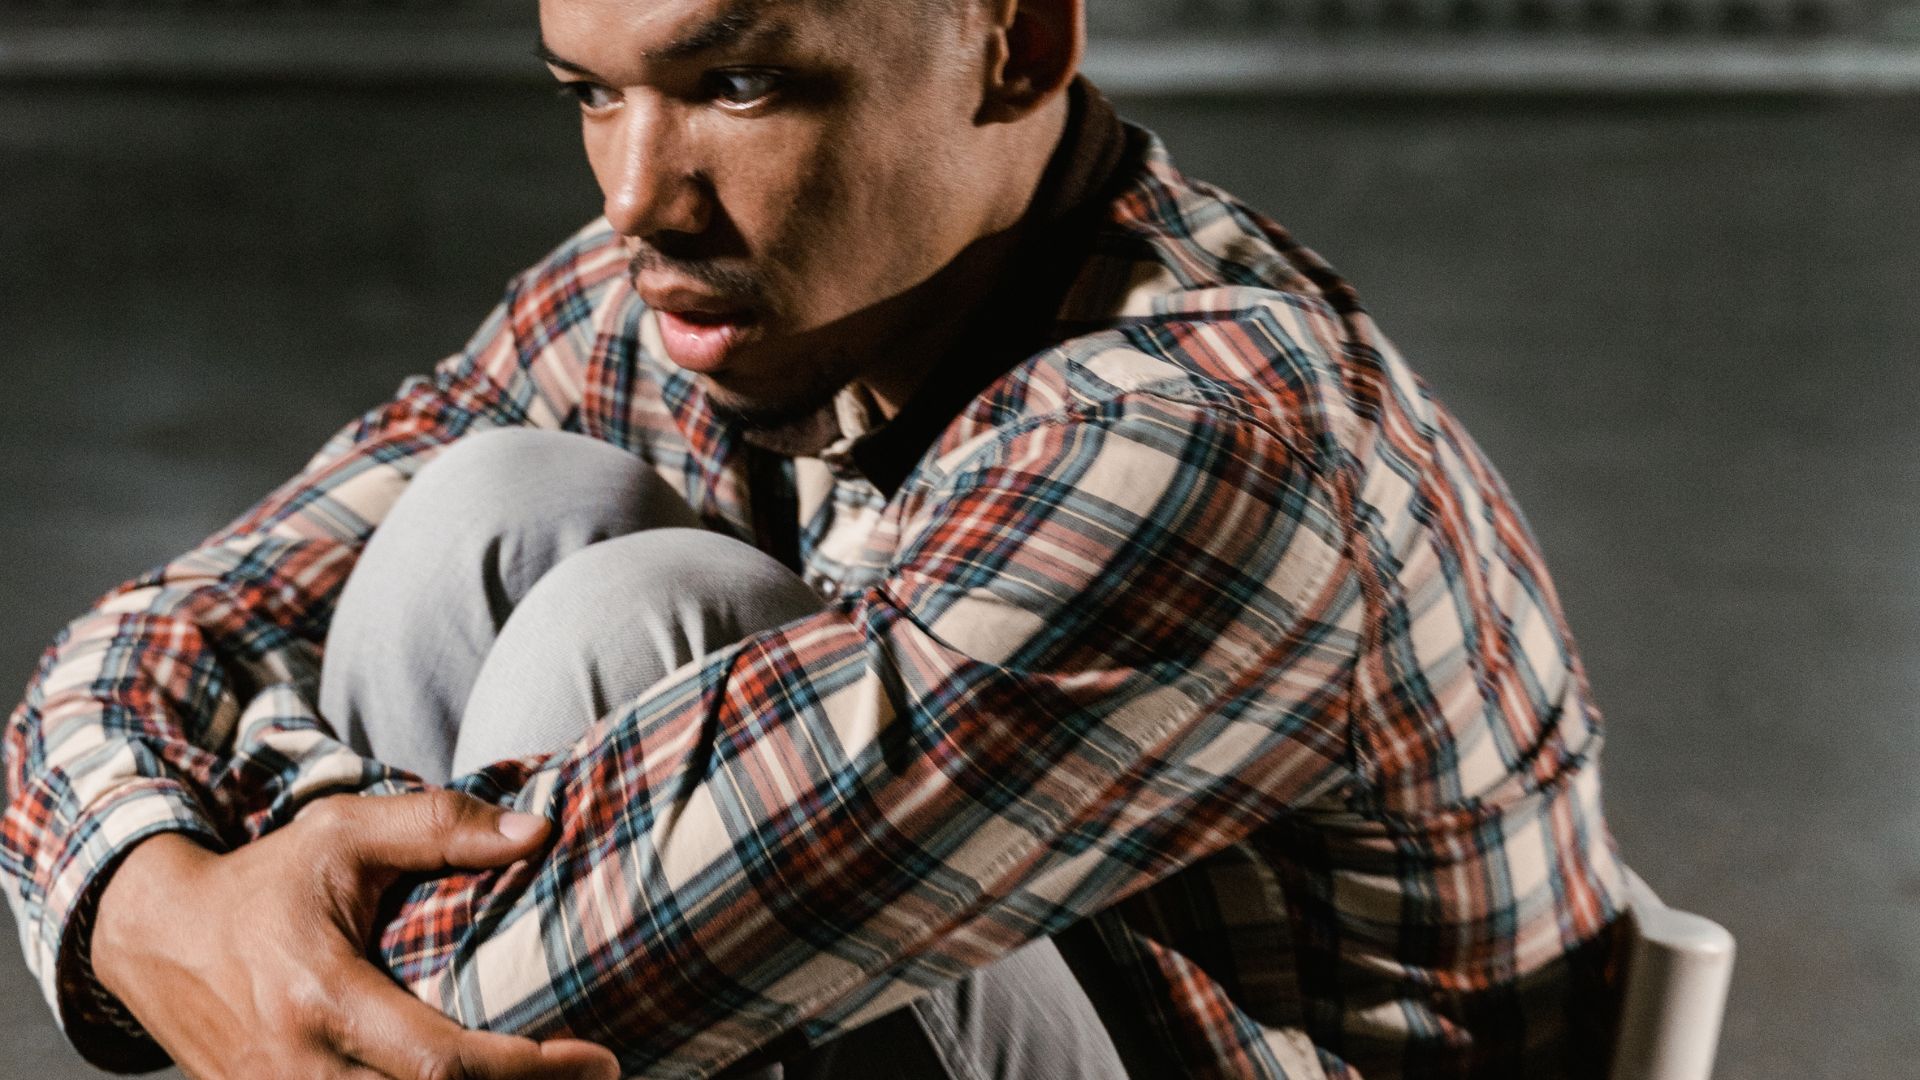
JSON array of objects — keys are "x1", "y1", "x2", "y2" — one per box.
[
  {"x1": 1083, "y1": 0, "x2": 1920, "y2": 90},
  {"x1": 1, "y1": 0, "x2": 1917, "y2": 91},
  {"x1": 1090, "y1": 0, "x2": 1889, "y2": 33}
]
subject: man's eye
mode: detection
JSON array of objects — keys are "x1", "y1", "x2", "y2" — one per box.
[
  {"x1": 703, "y1": 70, "x2": 783, "y2": 109},
  {"x1": 558, "y1": 82, "x2": 618, "y2": 112}
]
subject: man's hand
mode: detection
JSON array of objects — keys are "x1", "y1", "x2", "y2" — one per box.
[{"x1": 92, "y1": 791, "x2": 620, "y2": 1080}]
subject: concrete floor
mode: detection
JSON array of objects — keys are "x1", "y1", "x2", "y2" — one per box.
[{"x1": 1, "y1": 84, "x2": 1915, "y2": 1079}]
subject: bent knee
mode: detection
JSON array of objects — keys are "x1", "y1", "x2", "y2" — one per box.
[
  {"x1": 385, "y1": 428, "x2": 688, "y2": 549},
  {"x1": 406, "y1": 429, "x2": 634, "y2": 518},
  {"x1": 532, "y1": 528, "x2": 807, "y2": 602},
  {"x1": 514, "y1": 529, "x2": 822, "y2": 640}
]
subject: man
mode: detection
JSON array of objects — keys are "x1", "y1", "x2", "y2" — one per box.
[{"x1": 2, "y1": 0, "x2": 1631, "y2": 1076}]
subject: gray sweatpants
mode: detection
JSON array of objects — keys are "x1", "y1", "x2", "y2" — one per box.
[{"x1": 318, "y1": 428, "x2": 1129, "y2": 1080}]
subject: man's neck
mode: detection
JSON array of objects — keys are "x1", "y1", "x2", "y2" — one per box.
[{"x1": 854, "y1": 228, "x2": 1033, "y2": 422}]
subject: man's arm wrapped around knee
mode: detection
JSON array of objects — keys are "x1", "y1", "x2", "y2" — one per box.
[
  {"x1": 0, "y1": 225, "x2": 625, "y2": 1071},
  {"x1": 373, "y1": 384, "x2": 1355, "y2": 1077}
]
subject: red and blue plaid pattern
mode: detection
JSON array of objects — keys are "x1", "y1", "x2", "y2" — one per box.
[{"x1": 4, "y1": 127, "x2": 1627, "y2": 1079}]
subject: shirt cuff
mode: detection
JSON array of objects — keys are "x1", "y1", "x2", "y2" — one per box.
[{"x1": 35, "y1": 780, "x2": 225, "y2": 1073}]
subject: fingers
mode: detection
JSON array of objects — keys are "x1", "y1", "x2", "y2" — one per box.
[
  {"x1": 526, "y1": 1040, "x2": 626, "y2": 1080},
  {"x1": 326, "y1": 955, "x2": 618, "y2": 1080},
  {"x1": 302, "y1": 790, "x2": 553, "y2": 875},
  {"x1": 332, "y1": 1038, "x2": 619, "y2": 1080},
  {"x1": 454, "y1": 1038, "x2": 624, "y2": 1080}
]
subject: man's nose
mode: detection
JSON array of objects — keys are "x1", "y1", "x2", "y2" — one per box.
[{"x1": 601, "y1": 99, "x2": 709, "y2": 240}]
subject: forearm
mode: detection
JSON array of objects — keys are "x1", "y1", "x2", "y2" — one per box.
[{"x1": 91, "y1": 835, "x2": 218, "y2": 1004}]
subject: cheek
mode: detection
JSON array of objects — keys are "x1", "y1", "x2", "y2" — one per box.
[
  {"x1": 714, "y1": 125, "x2": 874, "y2": 312},
  {"x1": 732, "y1": 132, "x2": 845, "y2": 256},
  {"x1": 831, "y1": 146, "x2": 974, "y2": 294},
  {"x1": 702, "y1": 87, "x2": 981, "y2": 326},
  {"x1": 793, "y1": 144, "x2": 970, "y2": 306},
  {"x1": 828, "y1": 92, "x2": 992, "y2": 282}
]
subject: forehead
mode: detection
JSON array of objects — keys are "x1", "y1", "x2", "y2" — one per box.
[{"x1": 538, "y1": 0, "x2": 891, "y2": 68}]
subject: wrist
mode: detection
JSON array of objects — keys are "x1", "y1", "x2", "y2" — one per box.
[{"x1": 92, "y1": 833, "x2": 216, "y2": 1002}]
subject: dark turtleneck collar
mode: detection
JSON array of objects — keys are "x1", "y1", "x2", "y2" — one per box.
[{"x1": 742, "y1": 78, "x2": 1138, "y2": 498}]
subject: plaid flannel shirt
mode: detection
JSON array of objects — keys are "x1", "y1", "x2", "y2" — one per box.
[{"x1": 4, "y1": 94, "x2": 1627, "y2": 1079}]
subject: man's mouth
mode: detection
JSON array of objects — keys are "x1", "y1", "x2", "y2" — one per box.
[
  {"x1": 638, "y1": 284, "x2": 760, "y2": 373},
  {"x1": 656, "y1": 309, "x2": 758, "y2": 374}
]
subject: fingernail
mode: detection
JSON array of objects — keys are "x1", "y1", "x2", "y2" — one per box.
[{"x1": 497, "y1": 812, "x2": 548, "y2": 841}]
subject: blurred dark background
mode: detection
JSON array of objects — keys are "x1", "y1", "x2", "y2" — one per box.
[{"x1": 2, "y1": 2, "x2": 1917, "y2": 1077}]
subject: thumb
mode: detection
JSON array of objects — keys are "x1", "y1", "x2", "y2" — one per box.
[
  {"x1": 303, "y1": 790, "x2": 553, "y2": 875},
  {"x1": 536, "y1": 1038, "x2": 623, "y2": 1080}
]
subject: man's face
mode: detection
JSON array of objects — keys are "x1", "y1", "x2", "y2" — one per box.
[{"x1": 539, "y1": 0, "x2": 1005, "y2": 424}]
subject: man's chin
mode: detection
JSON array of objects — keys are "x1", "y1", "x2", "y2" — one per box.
[
  {"x1": 698, "y1": 336, "x2": 870, "y2": 430},
  {"x1": 702, "y1": 376, "x2": 849, "y2": 453},
  {"x1": 703, "y1": 377, "x2": 811, "y2": 426}
]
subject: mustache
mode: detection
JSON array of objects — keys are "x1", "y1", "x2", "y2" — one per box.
[{"x1": 627, "y1": 248, "x2": 767, "y2": 306}]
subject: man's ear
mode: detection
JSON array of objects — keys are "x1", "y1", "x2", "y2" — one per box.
[{"x1": 977, "y1": 0, "x2": 1083, "y2": 124}]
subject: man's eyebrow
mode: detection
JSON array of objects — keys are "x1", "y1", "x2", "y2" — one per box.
[{"x1": 534, "y1": 40, "x2": 599, "y2": 79}]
